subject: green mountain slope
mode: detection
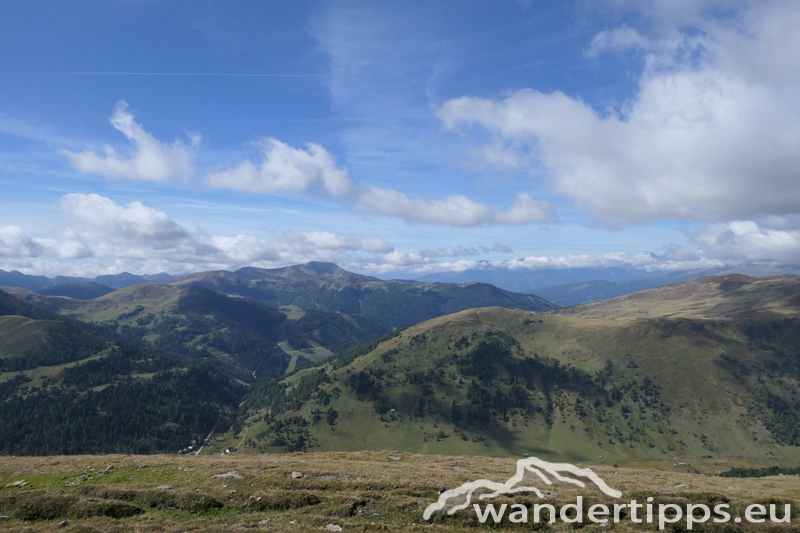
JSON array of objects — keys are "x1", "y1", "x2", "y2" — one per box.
[
  {"x1": 38, "y1": 282, "x2": 115, "y2": 300},
  {"x1": 0, "y1": 269, "x2": 172, "y2": 291},
  {"x1": 0, "y1": 289, "x2": 242, "y2": 455},
  {"x1": 168, "y1": 261, "x2": 557, "y2": 329},
  {"x1": 6, "y1": 282, "x2": 388, "y2": 381},
  {"x1": 535, "y1": 267, "x2": 800, "y2": 307},
  {"x1": 219, "y1": 275, "x2": 800, "y2": 464},
  {"x1": 0, "y1": 288, "x2": 64, "y2": 320}
]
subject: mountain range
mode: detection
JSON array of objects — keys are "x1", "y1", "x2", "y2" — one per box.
[
  {"x1": 5, "y1": 261, "x2": 800, "y2": 308},
  {"x1": 217, "y1": 273, "x2": 800, "y2": 463},
  {"x1": 2, "y1": 261, "x2": 800, "y2": 465},
  {"x1": 416, "y1": 263, "x2": 800, "y2": 305},
  {"x1": 0, "y1": 262, "x2": 554, "y2": 456},
  {"x1": 0, "y1": 269, "x2": 173, "y2": 292},
  {"x1": 166, "y1": 261, "x2": 555, "y2": 329}
]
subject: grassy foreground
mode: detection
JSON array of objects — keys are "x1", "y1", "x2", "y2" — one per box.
[{"x1": 1, "y1": 452, "x2": 799, "y2": 532}]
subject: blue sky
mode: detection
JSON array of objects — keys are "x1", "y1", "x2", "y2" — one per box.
[{"x1": 1, "y1": 0, "x2": 799, "y2": 278}]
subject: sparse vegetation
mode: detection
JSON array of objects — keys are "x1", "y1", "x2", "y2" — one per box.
[{"x1": 0, "y1": 452, "x2": 798, "y2": 532}]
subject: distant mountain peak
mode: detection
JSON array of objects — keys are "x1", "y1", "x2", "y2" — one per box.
[
  {"x1": 234, "y1": 262, "x2": 379, "y2": 282},
  {"x1": 294, "y1": 261, "x2": 363, "y2": 279}
]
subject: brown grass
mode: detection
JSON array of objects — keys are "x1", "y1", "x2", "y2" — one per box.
[{"x1": 0, "y1": 452, "x2": 799, "y2": 531}]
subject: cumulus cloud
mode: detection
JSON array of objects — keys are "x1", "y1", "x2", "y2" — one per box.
[
  {"x1": 5, "y1": 195, "x2": 796, "y2": 276},
  {"x1": 690, "y1": 220, "x2": 800, "y2": 263},
  {"x1": 57, "y1": 193, "x2": 219, "y2": 263},
  {"x1": 355, "y1": 186, "x2": 552, "y2": 226},
  {"x1": 0, "y1": 226, "x2": 43, "y2": 257},
  {"x1": 59, "y1": 101, "x2": 196, "y2": 182},
  {"x1": 438, "y1": 0, "x2": 800, "y2": 226},
  {"x1": 3, "y1": 193, "x2": 543, "y2": 276},
  {"x1": 207, "y1": 138, "x2": 353, "y2": 196},
  {"x1": 60, "y1": 194, "x2": 190, "y2": 245},
  {"x1": 0, "y1": 194, "x2": 405, "y2": 276}
]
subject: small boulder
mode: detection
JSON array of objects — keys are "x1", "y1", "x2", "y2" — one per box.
[
  {"x1": 326, "y1": 525, "x2": 343, "y2": 532},
  {"x1": 388, "y1": 455, "x2": 401, "y2": 461},
  {"x1": 156, "y1": 484, "x2": 173, "y2": 490},
  {"x1": 212, "y1": 471, "x2": 243, "y2": 479},
  {"x1": 674, "y1": 483, "x2": 690, "y2": 489},
  {"x1": 5, "y1": 480, "x2": 26, "y2": 488},
  {"x1": 291, "y1": 471, "x2": 303, "y2": 479}
]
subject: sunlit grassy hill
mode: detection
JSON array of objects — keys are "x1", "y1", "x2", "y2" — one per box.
[{"x1": 218, "y1": 275, "x2": 800, "y2": 464}]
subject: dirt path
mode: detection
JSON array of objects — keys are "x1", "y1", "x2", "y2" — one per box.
[{"x1": 236, "y1": 425, "x2": 249, "y2": 450}]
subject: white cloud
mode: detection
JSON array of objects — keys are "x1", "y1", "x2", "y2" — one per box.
[
  {"x1": 210, "y1": 229, "x2": 393, "y2": 266},
  {"x1": 206, "y1": 138, "x2": 353, "y2": 196},
  {"x1": 60, "y1": 193, "x2": 190, "y2": 245},
  {"x1": 0, "y1": 194, "x2": 406, "y2": 277},
  {"x1": 359, "y1": 251, "x2": 430, "y2": 274},
  {"x1": 0, "y1": 194, "x2": 539, "y2": 277},
  {"x1": 420, "y1": 245, "x2": 478, "y2": 258},
  {"x1": 280, "y1": 231, "x2": 393, "y2": 254},
  {"x1": 438, "y1": 1, "x2": 800, "y2": 226},
  {"x1": 690, "y1": 220, "x2": 800, "y2": 263},
  {"x1": 4, "y1": 196, "x2": 794, "y2": 277},
  {"x1": 355, "y1": 186, "x2": 552, "y2": 226},
  {"x1": 586, "y1": 25, "x2": 651, "y2": 57},
  {"x1": 0, "y1": 226, "x2": 43, "y2": 258},
  {"x1": 57, "y1": 193, "x2": 218, "y2": 263},
  {"x1": 59, "y1": 101, "x2": 196, "y2": 182},
  {"x1": 408, "y1": 250, "x2": 724, "y2": 276}
]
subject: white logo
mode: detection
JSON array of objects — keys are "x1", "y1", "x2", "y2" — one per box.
[{"x1": 423, "y1": 457, "x2": 622, "y2": 520}]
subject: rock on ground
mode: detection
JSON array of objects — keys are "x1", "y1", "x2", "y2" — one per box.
[{"x1": 212, "y1": 471, "x2": 243, "y2": 479}]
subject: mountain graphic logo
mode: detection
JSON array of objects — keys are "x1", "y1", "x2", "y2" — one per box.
[{"x1": 423, "y1": 457, "x2": 622, "y2": 520}]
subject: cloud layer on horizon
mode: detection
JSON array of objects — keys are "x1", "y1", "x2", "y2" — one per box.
[
  {"x1": 2, "y1": 193, "x2": 798, "y2": 278},
  {"x1": 0, "y1": 194, "x2": 528, "y2": 277}
]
